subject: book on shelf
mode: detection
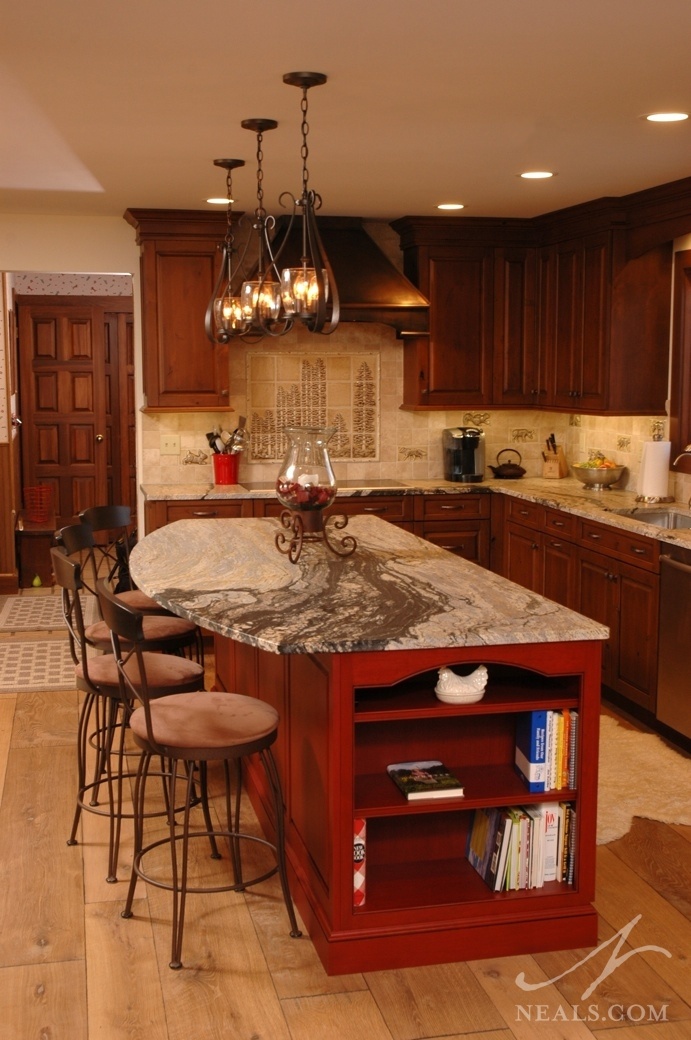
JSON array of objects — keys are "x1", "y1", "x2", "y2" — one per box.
[
  {"x1": 542, "y1": 802, "x2": 561, "y2": 882},
  {"x1": 471, "y1": 801, "x2": 576, "y2": 892},
  {"x1": 514, "y1": 709, "x2": 547, "y2": 792},
  {"x1": 516, "y1": 709, "x2": 579, "y2": 794},
  {"x1": 386, "y1": 760, "x2": 464, "y2": 800},
  {"x1": 466, "y1": 808, "x2": 512, "y2": 891}
]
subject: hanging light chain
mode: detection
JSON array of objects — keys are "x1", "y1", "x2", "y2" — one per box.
[
  {"x1": 255, "y1": 128, "x2": 267, "y2": 222},
  {"x1": 224, "y1": 165, "x2": 235, "y2": 245},
  {"x1": 300, "y1": 86, "x2": 311, "y2": 199}
]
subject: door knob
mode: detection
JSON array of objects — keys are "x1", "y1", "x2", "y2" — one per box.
[{"x1": 95, "y1": 434, "x2": 104, "y2": 443}]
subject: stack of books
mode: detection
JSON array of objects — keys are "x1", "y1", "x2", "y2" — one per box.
[
  {"x1": 466, "y1": 802, "x2": 576, "y2": 891},
  {"x1": 514, "y1": 709, "x2": 579, "y2": 793}
]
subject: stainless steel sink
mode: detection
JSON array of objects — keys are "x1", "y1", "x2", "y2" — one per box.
[{"x1": 608, "y1": 507, "x2": 691, "y2": 529}]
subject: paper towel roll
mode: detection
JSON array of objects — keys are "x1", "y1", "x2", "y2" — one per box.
[{"x1": 637, "y1": 440, "x2": 671, "y2": 499}]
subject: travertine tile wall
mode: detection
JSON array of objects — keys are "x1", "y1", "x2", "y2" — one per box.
[{"x1": 141, "y1": 321, "x2": 682, "y2": 498}]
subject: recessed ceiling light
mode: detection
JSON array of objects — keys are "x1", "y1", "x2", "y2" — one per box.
[
  {"x1": 437, "y1": 202, "x2": 464, "y2": 211},
  {"x1": 207, "y1": 197, "x2": 233, "y2": 205},
  {"x1": 646, "y1": 112, "x2": 688, "y2": 122},
  {"x1": 520, "y1": 171, "x2": 554, "y2": 179}
]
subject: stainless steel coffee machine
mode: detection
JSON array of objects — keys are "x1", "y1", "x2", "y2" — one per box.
[{"x1": 443, "y1": 427, "x2": 485, "y2": 482}]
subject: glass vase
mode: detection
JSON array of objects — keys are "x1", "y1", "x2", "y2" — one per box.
[{"x1": 274, "y1": 426, "x2": 356, "y2": 562}]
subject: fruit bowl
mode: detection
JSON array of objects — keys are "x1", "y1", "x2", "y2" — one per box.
[{"x1": 572, "y1": 464, "x2": 625, "y2": 490}]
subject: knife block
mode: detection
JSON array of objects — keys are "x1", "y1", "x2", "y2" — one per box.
[{"x1": 542, "y1": 446, "x2": 569, "y2": 479}]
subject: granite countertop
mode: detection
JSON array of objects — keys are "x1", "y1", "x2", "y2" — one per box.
[
  {"x1": 140, "y1": 477, "x2": 691, "y2": 549},
  {"x1": 129, "y1": 514, "x2": 608, "y2": 655}
]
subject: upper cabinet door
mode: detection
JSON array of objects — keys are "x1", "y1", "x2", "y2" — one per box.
[
  {"x1": 125, "y1": 210, "x2": 230, "y2": 411},
  {"x1": 493, "y1": 246, "x2": 539, "y2": 407}
]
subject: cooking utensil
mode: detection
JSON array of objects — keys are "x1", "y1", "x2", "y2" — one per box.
[{"x1": 489, "y1": 449, "x2": 526, "y2": 479}]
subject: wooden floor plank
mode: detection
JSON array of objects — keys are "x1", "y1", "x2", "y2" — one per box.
[
  {"x1": 607, "y1": 819, "x2": 691, "y2": 921},
  {"x1": 0, "y1": 960, "x2": 86, "y2": 1039},
  {"x1": 0, "y1": 693, "x2": 16, "y2": 799},
  {"x1": 142, "y1": 841, "x2": 294, "y2": 1040},
  {"x1": 534, "y1": 911, "x2": 690, "y2": 1029},
  {"x1": 10, "y1": 689, "x2": 77, "y2": 749},
  {"x1": 594, "y1": 846, "x2": 691, "y2": 1009},
  {"x1": 0, "y1": 744, "x2": 84, "y2": 967},
  {"x1": 85, "y1": 899, "x2": 168, "y2": 1040},
  {"x1": 365, "y1": 961, "x2": 506, "y2": 1039},
  {"x1": 281, "y1": 992, "x2": 395, "y2": 1040},
  {"x1": 468, "y1": 954, "x2": 601, "y2": 1038}
]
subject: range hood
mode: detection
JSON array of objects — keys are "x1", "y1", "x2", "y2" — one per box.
[{"x1": 272, "y1": 216, "x2": 429, "y2": 334}]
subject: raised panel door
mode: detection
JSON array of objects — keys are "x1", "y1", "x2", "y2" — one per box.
[
  {"x1": 493, "y1": 247, "x2": 539, "y2": 406},
  {"x1": 18, "y1": 302, "x2": 107, "y2": 524},
  {"x1": 614, "y1": 561, "x2": 659, "y2": 710}
]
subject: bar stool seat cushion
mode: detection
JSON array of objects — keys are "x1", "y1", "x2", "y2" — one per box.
[
  {"x1": 130, "y1": 691, "x2": 278, "y2": 751},
  {"x1": 115, "y1": 589, "x2": 168, "y2": 613},
  {"x1": 85, "y1": 614, "x2": 198, "y2": 650},
  {"x1": 79, "y1": 652, "x2": 204, "y2": 692}
]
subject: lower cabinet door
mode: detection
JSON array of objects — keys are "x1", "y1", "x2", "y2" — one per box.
[{"x1": 420, "y1": 520, "x2": 490, "y2": 567}]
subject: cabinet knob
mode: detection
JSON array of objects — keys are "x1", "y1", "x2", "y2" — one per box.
[
  {"x1": 95, "y1": 434, "x2": 104, "y2": 443},
  {"x1": 630, "y1": 546, "x2": 646, "y2": 555},
  {"x1": 220, "y1": 389, "x2": 229, "y2": 397}
]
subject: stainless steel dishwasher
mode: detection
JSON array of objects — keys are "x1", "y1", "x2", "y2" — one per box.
[{"x1": 657, "y1": 543, "x2": 691, "y2": 739}]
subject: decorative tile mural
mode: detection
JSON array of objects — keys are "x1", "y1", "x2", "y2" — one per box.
[{"x1": 247, "y1": 353, "x2": 380, "y2": 462}]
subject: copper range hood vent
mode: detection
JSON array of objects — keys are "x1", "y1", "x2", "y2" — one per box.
[{"x1": 271, "y1": 216, "x2": 429, "y2": 335}]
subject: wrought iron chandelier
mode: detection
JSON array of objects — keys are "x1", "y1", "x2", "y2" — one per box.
[
  {"x1": 205, "y1": 72, "x2": 339, "y2": 344},
  {"x1": 204, "y1": 158, "x2": 249, "y2": 344}
]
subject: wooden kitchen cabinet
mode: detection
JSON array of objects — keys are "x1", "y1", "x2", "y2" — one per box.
[
  {"x1": 145, "y1": 498, "x2": 250, "y2": 532},
  {"x1": 578, "y1": 547, "x2": 659, "y2": 711},
  {"x1": 545, "y1": 234, "x2": 609, "y2": 410},
  {"x1": 393, "y1": 215, "x2": 671, "y2": 414},
  {"x1": 392, "y1": 220, "x2": 495, "y2": 408},
  {"x1": 414, "y1": 493, "x2": 491, "y2": 566},
  {"x1": 493, "y1": 246, "x2": 542, "y2": 406},
  {"x1": 124, "y1": 209, "x2": 231, "y2": 410},
  {"x1": 218, "y1": 636, "x2": 601, "y2": 974}
]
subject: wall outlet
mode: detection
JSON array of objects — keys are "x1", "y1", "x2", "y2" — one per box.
[{"x1": 160, "y1": 434, "x2": 180, "y2": 455}]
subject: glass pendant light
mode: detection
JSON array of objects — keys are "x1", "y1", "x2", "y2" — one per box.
[
  {"x1": 278, "y1": 72, "x2": 340, "y2": 335},
  {"x1": 239, "y1": 119, "x2": 284, "y2": 333},
  {"x1": 204, "y1": 158, "x2": 250, "y2": 344}
]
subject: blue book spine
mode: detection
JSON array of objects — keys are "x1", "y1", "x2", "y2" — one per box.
[{"x1": 514, "y1": 710, "x2": 548, "y2": 792}]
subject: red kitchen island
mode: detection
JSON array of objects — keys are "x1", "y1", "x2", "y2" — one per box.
[{"x1": 130, "y1": 514, "x2": 608, "y2": 975}]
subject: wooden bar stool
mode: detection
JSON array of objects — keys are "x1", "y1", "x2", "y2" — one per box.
[
  {"x1": 51, "y1": 547, "x2": 205, "y2": 883},
  {"x1": 97, "y1": 582, "x2": 302, "y2": 970}
]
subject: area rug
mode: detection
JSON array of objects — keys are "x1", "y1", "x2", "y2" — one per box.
[
  {"x1": 597, "y1": 714, "x2": 691, "y2": 844},
  {"x1": 0, "y1": 638, "x2": 79, "y2": 693},
  {"x1": 0, "y1": 593, "x2": 98, "y2": 633}
]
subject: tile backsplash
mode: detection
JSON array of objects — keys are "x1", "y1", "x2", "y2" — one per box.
[{"x1": 141, "y1": 320, "x2": 690, "y2": 502}]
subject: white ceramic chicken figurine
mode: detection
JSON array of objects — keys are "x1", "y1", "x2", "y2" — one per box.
[{"x1": 434, "y1": 664, "x2": 488, "y2": 703}]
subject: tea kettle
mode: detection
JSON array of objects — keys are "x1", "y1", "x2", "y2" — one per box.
[{"x1": 489, "y1": 449, "x2": 526, "y2": 479}]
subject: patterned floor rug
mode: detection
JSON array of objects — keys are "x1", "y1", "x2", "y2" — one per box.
[
  {"x1": 0, "y1": 638, "x2": 78, "y2": 693},
  {"x1": 0, "y1": 594, "x2": 98, "y2": 633},
  {"x1": 597, "y1": 714, "x2": 691, "y2": 843}
]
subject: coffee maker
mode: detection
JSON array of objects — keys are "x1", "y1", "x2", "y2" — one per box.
[{"x1": 442, "y1": 427, "x2": 485, "y2": 482}]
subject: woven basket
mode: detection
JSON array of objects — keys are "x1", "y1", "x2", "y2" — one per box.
[{"x1": 24, "y1": 485, "x2": 52, "y2": 523}]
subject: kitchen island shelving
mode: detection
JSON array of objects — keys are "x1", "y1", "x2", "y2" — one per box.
[{"x1": 130, "y1": 514, "x2": 607, "y2": 974}]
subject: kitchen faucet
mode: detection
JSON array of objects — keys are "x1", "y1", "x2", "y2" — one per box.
[{"x1": 672, "y1": 444, "x2": 691, "y2": 508}]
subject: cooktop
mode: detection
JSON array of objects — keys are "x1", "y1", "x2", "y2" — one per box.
[{"x1": 239, "y1": 478, "x2": 408, "y2": 491}]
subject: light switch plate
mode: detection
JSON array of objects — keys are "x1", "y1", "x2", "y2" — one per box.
[{"x1": 160, "y1": 434, "x2": 180, "y2": 455}]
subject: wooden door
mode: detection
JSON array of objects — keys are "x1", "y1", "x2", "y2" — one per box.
[{"x1": 17, "y1": 296, "x2": 134, "y2": 527}]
